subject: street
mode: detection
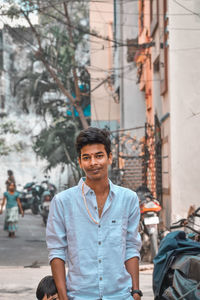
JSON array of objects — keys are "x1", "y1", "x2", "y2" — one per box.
[
  {"x1": 0, "y1": 210, "x2": 154, "y2": 299},
  {"x1": 0, "y1": 210, "x2": 48, "y2": 266}
]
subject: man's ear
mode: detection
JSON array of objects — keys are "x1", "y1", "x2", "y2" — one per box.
[
  {"x1": 78, "y1": 157, "x2": 82, "y2": 168},
  {"x1": 108, "y1": 152, "x2": 113, "y2": 165}
]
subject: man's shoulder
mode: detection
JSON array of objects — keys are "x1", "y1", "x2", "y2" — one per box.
[
  {"x1": 112, "y1": 183, "x2": 137, "y2": 198},
  {"x1": 54, "y1": 185, "x2": 80, "y2": 202}
]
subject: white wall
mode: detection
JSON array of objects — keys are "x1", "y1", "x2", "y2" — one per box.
[
  {"x1": 169, "y1": 0, "x2": 200, "y2": 220},
  {"x1": 90, "y1": 0, "x2": 120, "y2": 130},
  {"x1": 116, "y1": 1, "x2": 146, "y2": 136}
]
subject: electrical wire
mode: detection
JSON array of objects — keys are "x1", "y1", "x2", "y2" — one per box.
[{"x1": 173, "y1": 0, "x2": 200, "y2": 18}]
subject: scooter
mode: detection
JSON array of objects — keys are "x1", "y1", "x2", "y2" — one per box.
[{"x1": 136, "y1": 186, "x2": 162, "y2": 262}]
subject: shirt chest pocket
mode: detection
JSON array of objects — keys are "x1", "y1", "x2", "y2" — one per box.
[{"x1": 109, "y1": 219, "x2": 124, "y2": 246}]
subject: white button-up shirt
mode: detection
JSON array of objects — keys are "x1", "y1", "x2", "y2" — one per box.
[{"x1": 46, "y1": 178, "x2": 141, "y2": 300}]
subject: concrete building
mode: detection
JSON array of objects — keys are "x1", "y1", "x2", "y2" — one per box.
[
  {"x1": 89, "y1": 1, "x2": 147, "y2": 189},
  {"x1": 113, "y1": 0, "x2": 146, "y2": 134},
  {"x1": 137, "y1": 0, "x2": 200, "y2": 226},
  {"x1": 89, "y1": 0, "x2": 120, "y2": 130}
]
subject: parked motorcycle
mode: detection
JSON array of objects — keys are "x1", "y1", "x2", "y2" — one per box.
[
  {"x1": 153, "y1": 207, "x2": 200, "y2": 300},
  {"x1": 39, "y1": 191, "x2": 52, "y2": 225},
  {"x1": 136, "y1": 186, "x2": 162, "y2": 262},
  {"x1": 30, "y1": 182, "x2": 44, "y2": 215},
  {"x1": 18, "y1": 184, "x2": 33, "y2": 212},
  {"x1": 18, "y1": 178, "x2": 56, "y2": 215},
  {"x1": 19, "y1": 181, "x2": 44, "y2": 215},
  {"x1": 40, "y1": 175, "x2": 57, "y2": 199}
]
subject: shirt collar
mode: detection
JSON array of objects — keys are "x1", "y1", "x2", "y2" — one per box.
[{"x1": 78, "y1": 177, "x2": 116, "y2": 196}]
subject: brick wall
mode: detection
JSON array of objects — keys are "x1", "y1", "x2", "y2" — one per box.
[{"x1": 121, "y1": 157, "x2": 145, "y2": 191}]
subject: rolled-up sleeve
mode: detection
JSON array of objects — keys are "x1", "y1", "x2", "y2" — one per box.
[
  {"x1": 125, "y1": 193, "x2": 142, "y2": 261},
  {"x1": 46, "y1": 195, "x2": 67, "y2": 263}
]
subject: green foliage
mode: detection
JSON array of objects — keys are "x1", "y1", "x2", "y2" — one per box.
[
  {"x1": 4, "y1": 4, "x2": 20, "y2": 20},
  {"x1": 0, "y1": 121, "x2": 19, "y2": 134},
  {"x1": 33, "y1": 118, "x2": 81, "y2": 173},
  {"x1": 0, "y1": 121, "x2": 19, "y2": 155},
  {"x1": 2, "y1": 0, "x2": 90, "y2": 171}
]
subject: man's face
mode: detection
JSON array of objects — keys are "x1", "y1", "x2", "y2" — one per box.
[
  {"x1": 42, "y1": 293, "x2": 59, "y2": 300},
  {"x1": 78, "y1": 143, "x2": 112, "y2": 181}
]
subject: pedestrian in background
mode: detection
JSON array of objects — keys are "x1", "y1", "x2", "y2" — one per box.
[
  {"x1": 36, "y1": 275, "x2": 59, "y2": 300},
  {"x1": 0, "y1": 182, "x2": 24, "y2": 238},
  {"x1": 5, "y1": 169, "x2": 16, "y2": 191},
  {"x1": 46, "y1": 127, "x2": 142, "y2": 300}
]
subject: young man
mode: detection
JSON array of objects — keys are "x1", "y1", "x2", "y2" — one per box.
[
  {"x1": 36, "y1": 275, "x2": 59, "y2": 300},
  {"x1": 46, "y1": 127, "x2": 142, "y2": 300}
]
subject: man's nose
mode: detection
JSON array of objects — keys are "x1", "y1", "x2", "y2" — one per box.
[{"x1": 90, "y1": 156, "x2": 97, "y2": 165}]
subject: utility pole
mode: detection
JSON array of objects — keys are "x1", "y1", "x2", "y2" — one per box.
[{"x1": 120, "y1": 0, "x2": 124, "y2": 129}]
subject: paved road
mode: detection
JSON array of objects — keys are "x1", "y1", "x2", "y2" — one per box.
[
  {"x1": 0, "y1": 209, "x2": 48, "y2": 266},
  {"x1": 0, "y1": 210, "x2": 154, "y2": 299}
]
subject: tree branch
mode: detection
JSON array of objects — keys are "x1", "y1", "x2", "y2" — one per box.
[{"x1": 20, "y1": 7, "x2": 89, "y2": 129}]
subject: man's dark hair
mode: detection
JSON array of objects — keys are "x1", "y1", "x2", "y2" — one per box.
[
  {"x1": 76, "y1": 127, "x2": 111, "y2": 157},
  {"x1": 36, "y1": 275, "x2": 57, "y2": 300}
]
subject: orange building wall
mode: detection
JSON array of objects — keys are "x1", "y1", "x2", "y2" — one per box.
[{"x1": 137, "y1": 0, "x2": 156, "y2": 197}]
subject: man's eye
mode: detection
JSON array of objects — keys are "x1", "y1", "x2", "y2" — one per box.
[
  {"x1": 96, "y1": 154, "x2": 103, "y2": 158},
  {"x1": 83, "y1": 157, "x2": 89, "y2": 160}
]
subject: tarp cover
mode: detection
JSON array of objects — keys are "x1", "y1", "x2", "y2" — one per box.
[
  {"x1": 153, "y1": 231, "x2": 200, "y2": 300},
  {"x1": 162, "y1": 255, "x2": 200, "y2": 299}
]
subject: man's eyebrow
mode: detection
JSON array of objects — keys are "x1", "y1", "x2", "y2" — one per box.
[{"x1": 81, "y1": 151, "x2": 104, "y2": 157}]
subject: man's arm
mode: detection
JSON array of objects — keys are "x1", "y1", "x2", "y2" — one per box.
[
  {"x1": 125, "y1": 257, "x2": 140, "y2": 300},
  {"x1": 51, "y1": 258, "x2": 68, "y2": 300},
  {"x1": 125, "y1": 192, "x2": 142, "y2": 299},
  {"x1": 46, "y1": 195, "x2": 68, "y2": 299}
]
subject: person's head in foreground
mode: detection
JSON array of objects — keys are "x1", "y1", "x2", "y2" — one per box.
[
  {"x1": 76, "y1": 127, "x2": 111, "y2": 158},
  {"x1": 36, "y1": 275, "x2": 59, "y2": 300},
  {"x1": 76, "y1": 127, "x2": 112, "y2": 181}
]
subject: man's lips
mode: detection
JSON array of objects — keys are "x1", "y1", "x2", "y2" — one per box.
[{"x1": 88, "y1": 168, "x2": 101, "y2": 173}]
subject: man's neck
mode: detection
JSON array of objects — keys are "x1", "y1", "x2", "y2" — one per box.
[{"x1": 85, "y1": 177, "x2": 110, "y2": 195}]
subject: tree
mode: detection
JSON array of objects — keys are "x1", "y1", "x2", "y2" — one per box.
[
  {"x1": 2, "y1": 0, "x2": 90, "y2": 176},
  {"x1": 0, "y1": 120, "x2": 19, "y2": 155},
  {"x1": 3, "y1": 0, "x2": 90, "y2": 129},
  {"x1": 33, "y1": 118, "x2": 81, "y2": 181}
]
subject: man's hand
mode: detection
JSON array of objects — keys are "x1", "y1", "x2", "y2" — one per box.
[{"x1": 133, "y1": 294, "x2": 141, "y2": 300}]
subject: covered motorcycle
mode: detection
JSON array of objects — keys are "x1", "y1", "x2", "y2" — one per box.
[{"x1": 153, "y1": 231, "x2": 200, "y2": 300}]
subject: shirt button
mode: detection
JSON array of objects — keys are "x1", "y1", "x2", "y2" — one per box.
[
  {"x1": 98, "y1": 241, "x2": 101, "y2": 245},
  {"x1": 94, "y1": 206, "x2": 97, "y2": 209},
  {"x1": 98, "y1": 224, "x2": 101, "y2": 228},
  {"x1": 100, "y1": 277, "x2": 103, "y2": 280},
  {"x1": 99, "y1": 259, "x2": 101, "y2": 263}
]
